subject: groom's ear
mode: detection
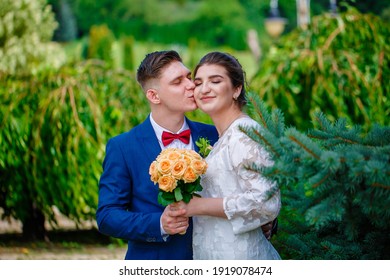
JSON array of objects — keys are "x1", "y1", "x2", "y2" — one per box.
[{"x1": 146, "y1": 89, "x2": 161, "y2": 104}]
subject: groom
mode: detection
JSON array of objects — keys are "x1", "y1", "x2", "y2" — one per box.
[
  {"x1": 96, "y1": 50, "x2": 276, "y2": 260},
  {"x1": 96, "y1": 50, "x2": 218, "y2": 259}
]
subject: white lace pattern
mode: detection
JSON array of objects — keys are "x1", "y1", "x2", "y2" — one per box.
[{"x1": 193, "y1": 117, "x2": 281, "y2": 260}]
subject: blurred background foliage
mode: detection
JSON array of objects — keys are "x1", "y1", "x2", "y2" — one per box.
[
  {"x1": 251, "y1": 8, "x2": 390, "y2": 130},
  {"x1": 0, "y1": 0, "x2": 389, "y2": 259},
  {"x1": 0, "y1": 59, "x2": 147, "y2": 239},
  {"x1": 0, "y1": 0, "x2": 66, "y2": 75}
]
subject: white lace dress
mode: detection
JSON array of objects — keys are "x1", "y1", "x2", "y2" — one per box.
[{"x1": 193, "y1": 116, "x2": 281, "y2": 260}]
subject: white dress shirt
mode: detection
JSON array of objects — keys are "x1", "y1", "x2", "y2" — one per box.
[
  {"x1": 149, "y1": 113, "x2": 194, "y2": 150},
  {"x1": 149, "y1": 113, "x2": 193, "y2": 238}
]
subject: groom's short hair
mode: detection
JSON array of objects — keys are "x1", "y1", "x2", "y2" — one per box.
[{"x1": 136, "y1": 50, "x2": 182, "y2": 90}]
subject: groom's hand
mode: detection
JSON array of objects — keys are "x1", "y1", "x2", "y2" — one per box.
[
  {"x1": 161, "y1": 205, "x2": 189, "y2": 235},
  {"x1": 262, "y1": 219, "x2": 278, "y2": 240}
]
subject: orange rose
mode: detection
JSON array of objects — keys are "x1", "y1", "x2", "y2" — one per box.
[
  {"x1": 167, "y1": 150, "x2": 181, "y2": 161},
  {"x1": 186, "y1": 150, "x2": 202, "y2": 160},
  {"x1": 149, "y1": 161, "x2": 159, "y2": 183},
  {"x1": 182, "y1": 166, "x2": 197, "y2": 183},
  {"x1": 158, "y1": 175, "x2": 177, "y2": 192},
  {"x1": 171, "y1": 159, "x2": 187, "y2": 179},
  {"x1": 182, "y1": 154, "x2": 192, "y2": 165},
  {"x1": 156, "y1": 153, "x2": 167, "y2": 162},
  {"x1": 157, "y1": 158, "x2": 173, "y2": 174},
  {"x1": 150, "y1": 148, "x2": 207, "y2": 206},
  {"x1": 191, "y1": 159, "x2": 208, "y2": 175}
]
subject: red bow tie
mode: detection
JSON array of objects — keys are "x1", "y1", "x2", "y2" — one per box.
[{"x1": 161, "y1": 129, "x2": 191, "y2": 146}]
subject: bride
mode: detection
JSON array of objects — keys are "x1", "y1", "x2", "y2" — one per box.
[{"x1": 172, "y1": 51, "x2": 281, "y2": 260}]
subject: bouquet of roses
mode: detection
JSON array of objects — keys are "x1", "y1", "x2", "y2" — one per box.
[{"x1": 149, "y1": 148, "x2": 208, "y2": 207}]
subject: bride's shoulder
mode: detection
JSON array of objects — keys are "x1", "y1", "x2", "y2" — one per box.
[{"x1": 232, "y1": 117, "x2": 261, "y2": 133}]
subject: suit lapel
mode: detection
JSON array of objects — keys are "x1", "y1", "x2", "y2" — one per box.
[
  {"x1": 136, "y1": 115, "x2": 162, "y2": 162},
  {"x1": 187, "y1": 118, "x2": 203, "y2": 153}
]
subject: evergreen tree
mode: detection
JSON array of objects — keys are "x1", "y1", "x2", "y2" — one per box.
[{"x1": 244, "y1": 93, "x2": 390, "y2": 259}]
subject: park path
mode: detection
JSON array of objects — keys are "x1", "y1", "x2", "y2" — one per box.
[
  {"x1": 0, "y1": 208, "x2": 126, "y2": 260},
  {"x1": 0, "y1": 245, "x2": 127, "y2": 260}
]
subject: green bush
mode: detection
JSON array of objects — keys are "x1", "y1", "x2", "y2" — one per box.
[
  {"x1": 122, "y1": 36, "x2": 135, "y2": 71},
  {"x1": 251, "y1": 8, "x2": 390, "y2": 130},
  {"x1": 86, "y1": 24, "x2": 116, "y2": 66},
  {"x1": 0, "y1": 61, "x2": 147, "y2": 239},
  {"x1": 189, "y1": 0, "x2": 251, "y2": 50}
]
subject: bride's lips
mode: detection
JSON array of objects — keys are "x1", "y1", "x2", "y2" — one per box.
[{"x1": 200, "y1": 96, "x2": 215, "y2": 102}]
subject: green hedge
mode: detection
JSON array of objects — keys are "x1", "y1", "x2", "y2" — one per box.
[{"x1": 0, "y1": 61, "x2": 147, "y2": 235}]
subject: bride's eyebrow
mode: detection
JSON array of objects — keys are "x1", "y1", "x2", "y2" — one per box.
[
  {"x1": 209, "y1": 74, "x2": 224, "y2": 79},
  {"x1": 194, "y1": 74, "x2": 224, "y2": 81}
]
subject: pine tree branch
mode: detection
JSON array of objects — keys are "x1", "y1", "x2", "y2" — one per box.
[
  {"x1": 252, "y1": 129, "x2": 280, "y2": 158},
  {"x1": 247, "y1": 93, "x2": 268, "y2": 129},
  {"x1": 312, "y1": 173, "x2": 331, "y2": 188},
  {"x1": 371, "y1": 182, "x2": 390, "y2": 190},
  {"x1": 313, "y1": 112, "x2": 330, "y2": 131},
  {"x1": 308, "y1": 134, "x2": 359, "y2": 145},
  {"x1": 246, "y1": 164, "x2": 294, "y2": 179},
  {"x1": 288, "y1": 135, "x2": 320, "y2": 160}
]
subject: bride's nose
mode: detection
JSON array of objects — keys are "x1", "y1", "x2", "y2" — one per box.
[{"x1": 199, "y1": 82, "x2": 211, "y2": 94}]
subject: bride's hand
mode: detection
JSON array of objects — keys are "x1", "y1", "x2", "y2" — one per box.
[{"x1": 170, "y1": 196, "x2": 201, "y2": 217}]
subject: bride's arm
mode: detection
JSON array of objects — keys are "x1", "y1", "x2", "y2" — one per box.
[
  {"x1": 172, "y1": 196, "x2": 226, "y2": 218},
  {"x1": 222, "y1": 132, "x2": 281, "y2": 235},
  {"x1": 172, "y1": 196, "x2": 277, "y2": 238}
]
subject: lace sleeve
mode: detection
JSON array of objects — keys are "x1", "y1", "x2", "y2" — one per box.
[{"x1": 223, "y1": 130, "x2": 281, "y2": 235}]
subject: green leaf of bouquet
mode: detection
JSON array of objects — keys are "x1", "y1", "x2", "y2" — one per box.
[
  {"x1": 183, "y1": 178, "x2": 202, "y2": 193},
  {"x1": 174, "y1": 187, "x2": 183, "y2": 201},
  {"x1": 182, "y1": 193, "x2": 192, "y2": 203},
  {"x1": 194, "y1": 184, "x2": 203, "y2": 192},
  {"x1": 158, "y1": 192, "x2": 170, "y2": 206},
  {"x1": 184, "y1": 181, "x2": 197, "y2": 193},
  {"x1": 158, "y1": 191, "x2": 175, "y2": 206},
  {"x1": 161, "y1": 191, "x2": 175, "y2": 200}
]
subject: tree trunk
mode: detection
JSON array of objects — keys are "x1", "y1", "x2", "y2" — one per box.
[{"x1": 22, "y1": 203, "x2": 47, "y2": 241}]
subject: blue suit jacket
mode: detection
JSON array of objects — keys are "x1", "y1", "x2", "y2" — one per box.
[{"x1": 96, "y1": 115, "x2": 218, "y2": 260}]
